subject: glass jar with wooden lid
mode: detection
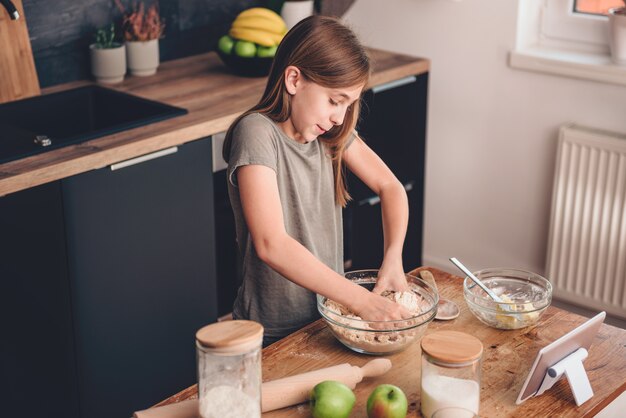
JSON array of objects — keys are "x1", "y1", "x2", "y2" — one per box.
[
  {"x1": 420, "y1": 330, "x2": 483, "y2": 418},
  {"x1": 195, "y1": 320, "x2": 264, "y2": 418}
]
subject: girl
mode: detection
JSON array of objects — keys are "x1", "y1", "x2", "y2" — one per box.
[{"x1": 223, "y1": 15, "x2": 412, "y2": 346}]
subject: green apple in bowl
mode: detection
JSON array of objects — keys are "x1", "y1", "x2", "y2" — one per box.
[
  {"x1": 257, "y1": 45, "x2": 277, "y2": 58},
  {"x1": 310, "y1": 380, "x2": 356, "y2": 418},
  {"x1": 234, "y1": 40, "x2": 257, "y2": 58},
  {"x1": 367, "y1": 384, "x2": 408, "y2": 418},
  {"x1": 217, "y1": 35, "x2": 235, "y2": 55}
]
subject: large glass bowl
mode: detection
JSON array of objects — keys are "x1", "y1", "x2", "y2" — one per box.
[
  {"x1": 463, "y1": 268, "x2": 552, "y2": 330},
  {"x1": 317, "y1": 269, "x2": 438, "y2": 355}
]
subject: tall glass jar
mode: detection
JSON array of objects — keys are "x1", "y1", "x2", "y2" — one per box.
[
  {"x1": 196, "y1": 320, "x2": 264, "y2": 418},
  {"x1": 420, "y1": 331, "x2": 483, "y2": 418}
]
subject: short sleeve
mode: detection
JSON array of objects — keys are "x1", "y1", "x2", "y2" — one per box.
[
  {"x1": 345, "y1": 129, "x2": 358, "y2": 150},
  {"x1": 226, "y1": 113, "x2": 278, "y2": 188}
]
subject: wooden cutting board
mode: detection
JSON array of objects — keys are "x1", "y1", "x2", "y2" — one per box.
[{"x1": 0, "y1": 0, "x2": 40, "y2": 103}]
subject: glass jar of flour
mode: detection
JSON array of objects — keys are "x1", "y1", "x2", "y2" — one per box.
[
  {"x1": 196, "y1": 320, "x2": 264, "y2": 418},
  {"x1": 420, "y1": 330, "x2": 483, "y2": 418}
]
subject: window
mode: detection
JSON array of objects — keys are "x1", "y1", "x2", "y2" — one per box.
[
  {"x1": 576, "y1": 0, "x2": 624, "y2": 15},
  {"x1": 510, "y1": 0, "x2": 626, "y2": 86},
  {"x1": 541, "y1": 0, "x2": 622, "y2": 53}
]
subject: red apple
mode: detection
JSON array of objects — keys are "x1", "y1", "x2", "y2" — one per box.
[{"x1": 367, "y1": 384, "x2": 408, "y2": 418}]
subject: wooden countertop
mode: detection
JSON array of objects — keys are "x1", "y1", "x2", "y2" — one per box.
[
  {"x1": 0, "y1": 48, "x2": 429, "y2": 196},
  {"x1": 155, "y1": 267, "x2": 626, "y2": 417}
]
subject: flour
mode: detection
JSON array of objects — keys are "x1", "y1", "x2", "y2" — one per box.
[
  {"x1": 393, "y1": 290, "x2": 420, "y2": 311},
  {"x1": 199, "y1": 385, "x2": 260, "y2": 418},
  {"x1": 420, "y1": 375, "x2": 479, "y2": 418},
  {"x1": 325, "y1": 284, "x2": 428, "y2": 319}
]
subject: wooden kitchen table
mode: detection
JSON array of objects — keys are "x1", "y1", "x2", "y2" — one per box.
[{"x1": 156, "y1": 267, "x2": 626, "y2": 417}]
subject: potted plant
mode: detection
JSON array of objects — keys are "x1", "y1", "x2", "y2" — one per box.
[
  {"x1": 115, "y1": 0, "x2": 165, "y2": 76},
  {"x1": 89, "y1": 23, "x2": 126, "y2": 84},
  {"x1": 609, "y1": 1, "x2": 626, "y2": 65}
]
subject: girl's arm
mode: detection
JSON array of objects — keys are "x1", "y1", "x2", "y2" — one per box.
[
  {"x1": 236, "y1": 164, "x2": 412, "y2": 321},
  {"x1": 343, "y1": 136, "x2": 410, "y2": 293}
]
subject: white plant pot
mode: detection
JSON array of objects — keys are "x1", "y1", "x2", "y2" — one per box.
[
  {"x1": 90, "y1": 43, "x2": 126, "y2": 84},
  {"x1": 281, "y1": 0, "x2": 314, "y2": 30},
  {"x1": 126, "y1": 39, "x2": 160, "y2": 76},
  {"x1": 608, "y1": 8, "x2": 626, "y2": 65}
]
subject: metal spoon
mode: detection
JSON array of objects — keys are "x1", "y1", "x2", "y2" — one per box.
[
  {"x1": 419, "y1": 270, "x2": 460, "y2": 320},
  {"x1": 449, "y1": 257, "x2": 504, "y2": 302}
]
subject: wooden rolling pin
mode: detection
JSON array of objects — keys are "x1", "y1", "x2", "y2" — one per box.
[
  {"x1": 261, "y1": 358, "x2": 392, "y2": 412},
  {"x1": 134, "y1": 359, "x2": 392, "y2": 417}
]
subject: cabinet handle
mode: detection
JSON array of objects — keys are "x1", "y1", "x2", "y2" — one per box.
[
  {"x1": 359, "y1": 181, "x2": 414, "y2": 206},
  {"x1": 365, "y1": 195, "x2": 381, "y2": 206},
  {"x1": 371, "y1": 76, "x2": 417, "y2": 94},
  {"x1": 110, "y1": 147, "x2": 178, "y2": 171}
]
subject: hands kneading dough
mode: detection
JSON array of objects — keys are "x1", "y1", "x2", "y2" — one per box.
[{"x1": 324, "y1": 285, "x2": 431, "y2": 353}]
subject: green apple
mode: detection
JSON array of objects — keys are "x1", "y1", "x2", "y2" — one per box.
[
  {"x1": 310, "y1": 380, "x2": 356, "y2": 418},
  {"x1": 217, "y1": 35, "x2": 235, "y2": 55},
  {"x1": 257, "y1": 45, "x2": 278, "y2": 58},
  {"x1": 234, "y1": 40, "x2": 257, "y2": 58},
  {"x1": 367, "y1": 384, "x2": 408, "y2": 418}
]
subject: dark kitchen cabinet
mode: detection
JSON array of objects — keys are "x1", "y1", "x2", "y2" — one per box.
[
  {"x1": 213, "y1": 168, "x2": 241, "y2": 318},
  {"x1": 61, "y1": 138, "x2": 217, "y2": 418},
  {"x1": 1, "y1": 138, "x2": 217, "y2": 418},
  {"x1": 345, "y1": 73, "x2": 428, "y2": 272},
  {"x1": 0, "y1": 182, "x2": 80, "y2": 418}
]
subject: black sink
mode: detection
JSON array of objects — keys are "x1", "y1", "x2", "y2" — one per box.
[{"x1": 0, "y1": 85, "x2": 188, "y2": 164}]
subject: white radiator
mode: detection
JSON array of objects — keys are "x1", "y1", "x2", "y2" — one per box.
[{"x1": 546, "y1": 124, "x2": 626, "y2": 319}]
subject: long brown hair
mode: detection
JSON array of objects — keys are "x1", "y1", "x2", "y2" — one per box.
[{"x1": 223, "y1": 15, "x2": 371, "y2": 207}]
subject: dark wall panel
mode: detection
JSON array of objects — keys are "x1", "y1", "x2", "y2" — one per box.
[{"x1": 22, "y1": 0, "x2": 260, "y2": 87}]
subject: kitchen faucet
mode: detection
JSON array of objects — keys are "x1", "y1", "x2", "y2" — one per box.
[{"x1": 1, "y1": 0, "x2": 20, "y2": 20}]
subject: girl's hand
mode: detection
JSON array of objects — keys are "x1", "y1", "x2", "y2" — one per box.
[
  {"x1": 352, "y1": 291, "x2": 413, "y2": 322},
  {"x1": 373, "y1": 257, "x2": 409, "y2": 294}
]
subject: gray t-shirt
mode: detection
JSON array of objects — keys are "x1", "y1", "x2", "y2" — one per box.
[{"x1": 225, "y1": 112, "x2": 354, "y2": 338}]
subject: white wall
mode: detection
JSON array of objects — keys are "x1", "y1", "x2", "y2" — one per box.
[{"x1": 345, "y1": 0, "x2": 626, "y2": 275}]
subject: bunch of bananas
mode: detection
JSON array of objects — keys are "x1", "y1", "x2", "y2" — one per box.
[{"x1": 229, "y1": 8, "x2": 287, "y2": 47}]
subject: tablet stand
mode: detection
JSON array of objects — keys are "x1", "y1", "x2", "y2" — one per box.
[{"x1": 536, "y1": 347, "x2": 593, "y2": 406}]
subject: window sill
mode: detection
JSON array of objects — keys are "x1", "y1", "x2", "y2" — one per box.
[{"x1": 509, "y1": 46, "x2": 626, "y2": 87}]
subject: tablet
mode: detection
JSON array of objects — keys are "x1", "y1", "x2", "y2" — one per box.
[{"x1": 516, "y1": 311, "x2": 606, "y2": 404}]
